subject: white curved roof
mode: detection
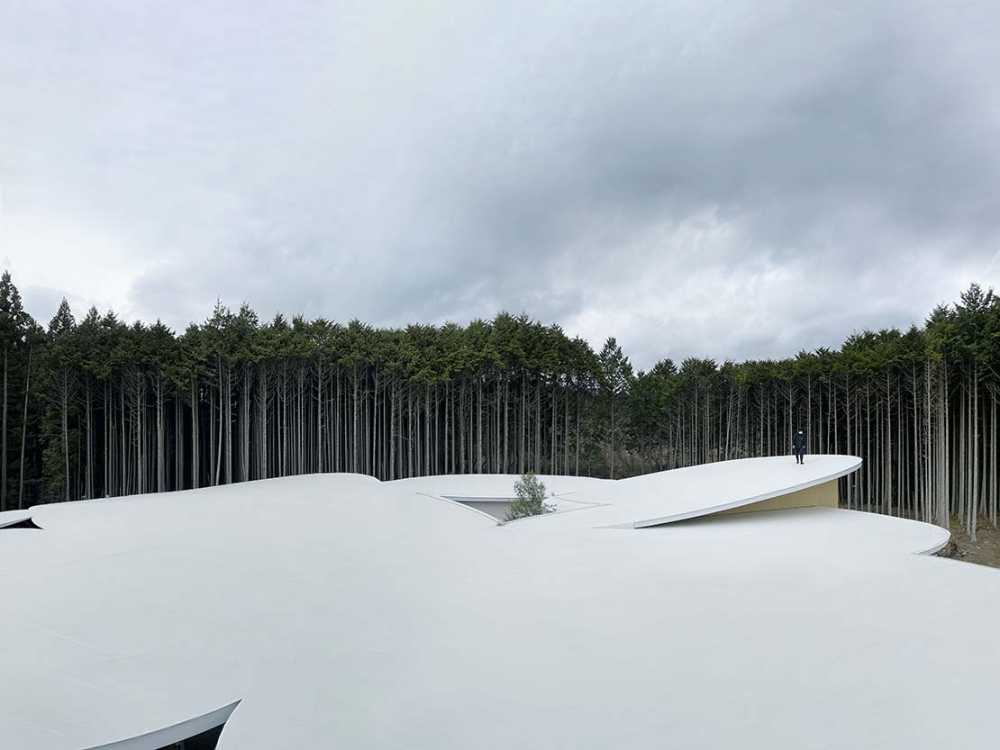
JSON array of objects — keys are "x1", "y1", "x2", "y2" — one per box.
[
  {"x1": 390, "y1": 455, "x2": 862, "y2": 526},
  {"x1": 2, "y1": 456, "x2": 996, "y2": 749},
  {"x1": 0, "y1": 509, "x2": 32, "y2": 528},
  {"x1": 614, "y1": 453, "x2": 861, "y2": 525}
]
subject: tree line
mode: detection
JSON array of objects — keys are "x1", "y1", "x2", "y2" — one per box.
[{"x1": 1, "y1": 272, "x2": 998, "y2": 537}]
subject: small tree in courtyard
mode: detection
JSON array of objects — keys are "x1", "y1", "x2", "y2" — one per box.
[{"x1": 506, "y1": 472, "x2": 554, "y2": 521}]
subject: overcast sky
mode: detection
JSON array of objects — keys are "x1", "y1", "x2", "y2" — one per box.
[{"x1": 2, "y1": 1, "x2": 999, "y2": 368}]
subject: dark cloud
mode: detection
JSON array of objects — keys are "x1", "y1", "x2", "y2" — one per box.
[{"x1": 2, "y1": 1, "x2": 999, "y2": 367}]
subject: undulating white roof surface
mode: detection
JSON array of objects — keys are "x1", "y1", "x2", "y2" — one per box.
[
  {"x1": 1, "y1": 455, "x2": 996, "y2": 749},
  {"x1": 390, "y1": 454, "x2": 861, "y2": 525}
]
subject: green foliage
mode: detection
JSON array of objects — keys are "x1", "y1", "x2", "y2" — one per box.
[{"x1": 506, "y1": 472, "x2": 553, "y2": 521}]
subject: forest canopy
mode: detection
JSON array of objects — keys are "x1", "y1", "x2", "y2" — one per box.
[{"x1": 1, "y1": 272, "x2": 997, "y2": 537}]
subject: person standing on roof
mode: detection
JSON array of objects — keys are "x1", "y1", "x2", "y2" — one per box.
[{"x1": 792, "y1": 428, "x2": 807, "y2": 465}]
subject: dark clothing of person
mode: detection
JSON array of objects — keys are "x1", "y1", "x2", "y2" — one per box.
[{"x1": 792, "y1": 431, "x2": 806, "y2": 464}]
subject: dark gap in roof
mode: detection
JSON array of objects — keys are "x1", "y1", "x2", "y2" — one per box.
[
  {"x1": 1, "y1": 517, "x2": 41, "y2": 530},
  {"x1": 155, "y1": 723, "x2": 224, "y2": 750}
]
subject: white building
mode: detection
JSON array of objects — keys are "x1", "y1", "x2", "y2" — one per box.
[{"x1": 1, "y1": 455, "x2": 996, "y2": 749}]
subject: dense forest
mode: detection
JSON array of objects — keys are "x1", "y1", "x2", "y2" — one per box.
[{"x1": 1, "y1": 272, "x2": 998, "y2": 537}]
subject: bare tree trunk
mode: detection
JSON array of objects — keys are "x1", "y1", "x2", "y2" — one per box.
[
  {"x1": 1, "y1": 348, "x2": 7, "y2": 510},
  {"x1": 17, "y1": 346, "x2": 31, "y2": 509},
  {"x1": 214, "y1": 360, "x2": 224, "y2": 486},
  {"x1": 316, "y1": 360, "x2": 324, "y2": 473},
  {"x1": 191, "y1": 376, "x2": 200, "y2": 489},
  {"x1": 62, "y1": 373, "x2": 70, "y2": 502}
]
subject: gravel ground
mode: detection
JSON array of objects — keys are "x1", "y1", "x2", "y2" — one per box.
[{"x1": 939, "y1": 518, "x2": 1000, "y2": 569}]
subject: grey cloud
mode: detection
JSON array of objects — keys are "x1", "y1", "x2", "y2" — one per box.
[{"x1": 2, "y1": 0, "x2": 999, "y2": 367}]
